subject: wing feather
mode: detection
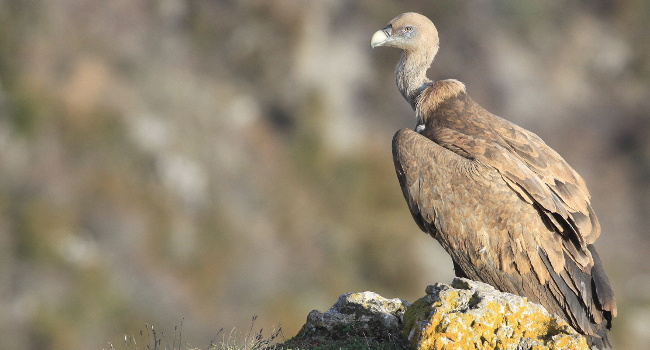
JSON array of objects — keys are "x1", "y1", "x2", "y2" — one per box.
[
  {"x1": 393, "y1": 106, "x2": 614, "y2": 345},
  {"x1": 498, "y1": 122, "x2": 600, "y2": 244},
  {"x1": 421, "y1": 92, "x2": 597, "y2": 264},
  {"x1": 393, "y1": 128, "x2": 554, "y2": 284},
  {"x1": 394, "y1": 83, "x2": 615, "y2": 346}
]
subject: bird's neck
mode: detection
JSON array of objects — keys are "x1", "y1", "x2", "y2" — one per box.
[{"x1": 396, "y1": 51, "x2": 433, "y2": 109}]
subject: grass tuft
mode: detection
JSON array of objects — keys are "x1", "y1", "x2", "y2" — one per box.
[
  {"x1": 210, "y1": 316, "x2": 284, "y2": 350},
  {"x1": 108, "y1": 316, "x2": 284, "y2": 350}
]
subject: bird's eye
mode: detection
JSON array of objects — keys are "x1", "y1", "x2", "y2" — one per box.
[{"x1": 404, "y1": 26, "x2": 413, "y2": 32}]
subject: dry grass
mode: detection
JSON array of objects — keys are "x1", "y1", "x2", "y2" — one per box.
[{"x1": 107, "y1": 316, "x2": 284, "y2": 350}]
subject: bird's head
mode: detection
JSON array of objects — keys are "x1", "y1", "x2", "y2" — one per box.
[{"x1": 371, "y1": 12, "x2": 439, "y2": 61}]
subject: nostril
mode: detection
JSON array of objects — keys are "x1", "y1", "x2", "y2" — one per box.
[{"x1": 383, "y1": 25, "x2": 392, "y2": 37}]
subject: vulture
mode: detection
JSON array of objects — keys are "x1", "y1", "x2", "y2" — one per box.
[{"x1": 371, "y1": 12, "x2": 616, "y2": 348}]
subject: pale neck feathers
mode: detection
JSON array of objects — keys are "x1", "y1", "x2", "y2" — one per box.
[
  {"x1": 396, "y1": 51, "x2": 432, "y2": 107},
  {"x1": 395, "y1": 48, "x2": 465, "y2": 116}
]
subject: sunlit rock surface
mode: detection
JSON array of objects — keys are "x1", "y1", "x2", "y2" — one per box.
[
  {"x1": 281, "y1": 278, "x2": 589, "y2": 350},
  {"x1": 403, "y1": 278, "x2": 589, "y2": 350}
]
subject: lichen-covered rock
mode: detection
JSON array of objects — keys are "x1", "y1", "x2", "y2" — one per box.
[
  {"x1": 280, "y1": 291, "x2": 410, "y2": 349},
  {"x1": 402, "y1": 278, "x2": 590, "y2": 350},
  {"x1": 303, "y1": 291, "x2": 408, "y2": 337},
  {"x1": 278, "y1": 279, "x2": 590, "y2": 350}
]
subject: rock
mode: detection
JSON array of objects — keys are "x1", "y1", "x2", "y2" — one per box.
[
  {"x1": 305, "y1": 291, "x2": 409, "y2": 333},
  {"x1": 403, "y1": 278, "x2": 590, "y2": 350},
  {"x1": 278, "y1": 278, "x2": 590, "y2": 350},
  {"x1": 279, "y1": 291, "x2": 410, "y2": 349}
]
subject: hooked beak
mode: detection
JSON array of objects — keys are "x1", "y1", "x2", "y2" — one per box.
[{"x1": 371, "y1": 26, "x2": 392, "y2": 48}]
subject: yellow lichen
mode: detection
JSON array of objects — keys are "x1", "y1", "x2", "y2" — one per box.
[{"x1": 402, "y1": 282, "x2": 591, "y2": 350}]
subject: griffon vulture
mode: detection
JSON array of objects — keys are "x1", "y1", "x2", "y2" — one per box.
[{"x1": 371, "y1": 12, "x2": 616, "y2": 348}]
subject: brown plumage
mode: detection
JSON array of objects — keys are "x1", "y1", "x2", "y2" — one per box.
[{"x1": 372, "y1": 12, "x2": 616, "y2": 348}]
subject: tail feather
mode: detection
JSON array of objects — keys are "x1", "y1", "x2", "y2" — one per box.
[{"x1": 539, "y1": 245, "x2": 615, "y2": 349}]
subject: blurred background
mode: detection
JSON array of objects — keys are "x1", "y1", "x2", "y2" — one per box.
[{"x1": 0, "y1": 0, "x2": 649, "y2": 349}]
